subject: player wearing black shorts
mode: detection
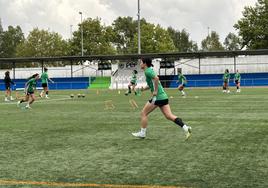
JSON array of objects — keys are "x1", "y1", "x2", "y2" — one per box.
[{"x1": 4, "y1": 71, "x2": 15, "y2": 102}]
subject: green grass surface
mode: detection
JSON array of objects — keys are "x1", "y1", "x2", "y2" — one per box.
[
  {"x1": 90, "y1": 77, "x2": 111, "y2": 88},
  {"x1": 0, "y1": 88, "x2": 268, "y2": 188}
]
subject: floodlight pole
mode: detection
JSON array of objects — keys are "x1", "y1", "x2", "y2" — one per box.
[
  {"x1": 137, "y1": 0, "x2": 141, "y2": 54},
  {"x1": 79, "y1": 12, "x2": 84, "y2": 57}
]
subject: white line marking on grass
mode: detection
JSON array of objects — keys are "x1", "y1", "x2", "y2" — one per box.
[
  {"x1": 0, "y1": 97, "x2": 72, "y2": 106},
  {"x1": 0, "y1": 179, "x2": 187, "y2": 188}
]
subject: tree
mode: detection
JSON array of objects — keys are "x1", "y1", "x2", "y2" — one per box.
[
  {"x1": 16, "y1": 28, "x2": 68, "y2": 57},
  {"x1": 224, "y1": 32, "x2": 242, "y2": 51},
  {"x1": 112, "y1": 16, "x2": 137, "y2": 54},
  {"x1": 130, "y1": 23, "x2": 175, "y2": 53},
  {"x1": 0, "y1": 18, "x2": 4, "y2": 57},
  {"x1": 234, "y1": 0, "x2": 268, "y2": 49},
  {"x1": 167, "y1": 27, "x2": 198, "y2": 52},
  {"x1": 0, "y1": 26, "x2": 24, "y2": 57},
  {"x1": 201, "y1": 31, "x2": 224, "y2": 51},
  {"x1": 70, "y1": 17, "x2": 116, "y2": 56}
]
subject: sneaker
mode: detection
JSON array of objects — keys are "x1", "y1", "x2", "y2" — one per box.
[
  {"x1": 185, "y1": 126, "x2": 192, "y2": 141},
  {"x1": 17, "y1": 101, "x2": 21, "y2": 107},
  {"x1": 10, "y1": 96, "x2": 14, "y2": 101},
  {"x1": 25, "y1": 105, "x2": 32, "y2": 109},
  {"x1": 132, "y1": 131, "x2": 146, "y2": 139},
  {"x1": 45, "y1": 96, "x2": 49, "y2": 99},
  {"x1": 39, "y1": 94, "x2": 43, "y2": 98},
  {"x1": 227, "y1": 90, "x2": 230, "y2": 93},
  {"x1": 4, "y1": 98, "x2": 9, "y2": 102}
]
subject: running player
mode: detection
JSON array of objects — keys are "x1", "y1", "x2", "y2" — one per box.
[
  {"x1": 4, "y1": 71, "x2": 15, "y2": 102},
  {"x1": 125, "y1": 70, "x2": 138, "y2": 96},
  {"x1": 222, "y1": 69, "x2": 230, "y2": 93},
  {"x1": 234, "y1": 70, "x2": 241, "y2": 93},
  {"x1": 17, "y1": 73, "x2": 39, "y2": 109},
  {"x1": 177, "y1": 72, "x2": 187, "y2": 96},
  {"x1": 40, "y1": 67, "x2": 54, "y2": 99},
  {"x1": 132, "y1": 58, "x2": 192, "y2": 140}
]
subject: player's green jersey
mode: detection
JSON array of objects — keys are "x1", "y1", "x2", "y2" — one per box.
[
  {"x1": 41, "y1": 72, "x2": 48, "y2": 84},
  {"x1": 178, "y1": 74, "x2": 187, "y2": 84},
  {"x1": 27, "y1": 78, "x2": 37, "y2": 92},
  {"x1": 234, "y1": 73, "x2": 241, "y2": 81},
  {"x1": 131, "y1": 73, "x2": 137, "y2": 84},
  {"x1": 145, "y1": 67, "x2": 168, "y2": 100},
  {"x1": 223, "y1": 72, "x2": 230, "y2": 82}
]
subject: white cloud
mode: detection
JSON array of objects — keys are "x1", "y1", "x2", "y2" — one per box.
[{"x1": 0, "y1": 0, "x2": 257, "y2": 46}]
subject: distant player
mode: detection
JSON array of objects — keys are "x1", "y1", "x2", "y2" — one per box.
[
  {"x1": 222, "y1": 69, "x2": 230, "y2": 93},
  {"x1": 234, "y1": 70, "x2": 241, "y2": 93},
  {"x1": 4, "y1": 71, "x2": 15, "y2": 102},
  {"x1": 125, "y1": 70, "x2": 138, "y2": 96},
  {"x1": 17, "y1": 73, "x2": 39, "y2": 109},
  {"x1": 40, "y1": 67, "x2": 54, "y2": 99},
  {"x1": 132, "y1": 58, "x2": 191, "y2": 140},
  {"x1": 177, "y1": 72, "x2": 187, "y2": 96}
]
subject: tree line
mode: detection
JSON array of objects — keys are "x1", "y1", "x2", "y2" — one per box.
[{"x1": 0, "y1": 0, "x2": 267, "y2": 58}]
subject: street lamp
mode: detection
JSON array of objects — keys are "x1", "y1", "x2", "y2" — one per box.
[
  {"x1": 79, "y1": 12, "x2": 84, "y2": 57},
  {"x1": 137, "y1": 0, "x2": 141, "y2": 54}
]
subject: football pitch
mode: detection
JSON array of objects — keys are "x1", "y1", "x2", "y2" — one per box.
[{"x1": 0, "y1": 88, "x2": 267, "y2": 188}]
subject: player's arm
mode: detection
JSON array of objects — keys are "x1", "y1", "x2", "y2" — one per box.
[
  {"x1": 152, "y1": 76, "x2": 159, "y2": 96},
  {"x1": 24, "y1": 81, "x2": 30, "y2": 93}
]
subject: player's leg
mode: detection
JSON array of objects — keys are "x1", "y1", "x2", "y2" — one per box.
[
  {"x1": 44, "y1": 87, "x2": 49, "y2": 98},
  {"x1": 17, "y1": 94, "x2": 29, "y2": 107},
  {"x1": 4, "y1": 87, "x2": 10, "y2": 101},
  {"x1": 223, "y1": 82, "x2": 227, "y2": 92},
  {"x1": 132, "y1": 101, "x2": 158, "y2": 138},
  {"x1": 159, "y1": 103, "x2": 192, "y2": 140},
  {"x1": 132, "y1": 84, "x2": 137, "y2": 95},
  {"x1": 26, "y1": 93, "x2": 35, "y2": 108}
]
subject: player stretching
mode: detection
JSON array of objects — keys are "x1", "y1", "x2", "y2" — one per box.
[
  {"x1": 125, "y1": 70, "x2": 138, "y2": 96},
  {"x1": 132, "y1": 58, "x2": 191, "y2": 140},
  {"x1": 17, "y1": 73, "x2": 39, "y2": 109},
  {"x1": 40, "y1": 67, "x2": 54, "y2": 99},
  {"x1": 4, "y1": 71, "x2": 15, "y2": 101},
  {"x1": 223, "y1": 69, "x2": 230, "y2": 93},
  {"x1": 234, "y1": 70, "x2": 241, "y2": 93},
  {"x1": 177, "y1": 72, "x2": 187, "y2": 96}
]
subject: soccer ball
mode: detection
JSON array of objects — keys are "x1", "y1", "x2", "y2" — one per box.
[
  {"x1": 77, "y1": 94, "x2": 81, "y2": 98},
  {"x1": 82, "y1": 94, "x2": 85, "y2": 98},
  {"x1": 70, "y1": 94, "x2": 74, "y2": 98}
]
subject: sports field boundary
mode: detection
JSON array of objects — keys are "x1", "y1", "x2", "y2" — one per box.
[{"x1": 0, "y1": 179, "x2": 188, "y2": 188}]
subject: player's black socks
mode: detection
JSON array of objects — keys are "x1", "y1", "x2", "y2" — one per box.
[
  {"x1": 237, "y1": 86, "x2": 239, "y2": 89},
  {"x1": 46, "y1": 91, "x2": 49, "y2": 95},
  {"x1": 128, "y1": 86, "x2": 131, "y2": 93},
  {"x1": 174, "y1": 117, "x2": 184, "y2": 127}
]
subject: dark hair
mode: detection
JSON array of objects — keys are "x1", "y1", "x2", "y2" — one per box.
[
  {"x1": 226, "y1": 69, "x2": 229, "y2": 73},
  {"x1": 44, "y1": 67, "x2": 48, "y2": 72},
  {"x1": 28, "y1": 73, "x2": 39, "y2": 80},
  {"x1": 141, "y1": 58, "x2": 154, "y2": 67},
  {"x1": 133, "y1": 70, "x2": 138, "y2": 74},
  {"x1": 5, "y1": 71, "x2": 10, "y2": 77}
]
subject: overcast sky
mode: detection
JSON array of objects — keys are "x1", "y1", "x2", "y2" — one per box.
[{"x1": 0, "y1": 0, "x2": 257, "y2": 46}]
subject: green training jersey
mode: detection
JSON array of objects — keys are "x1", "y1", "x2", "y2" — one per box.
[
  {"x1": 131, "y1": 73, "x2": 137, "y2": 84},
  {"x1": 223, "y1": 72, "x2": 230, "y2": 82},
  {"x1": 27, "y1": 78, "x2": 37, "y2": 92},
  {"x1": 178, "y1": 74, "x2": 187, "y2": 84},
  {"x1": 41, "y1": 72, "x2": 48, "y2": 84},
  {"x1": 234, "y1": 73, "x2": 241, "y2": 81},
  {"x1": 145, "y1": 67, "x2": 168, "y2": 100}
]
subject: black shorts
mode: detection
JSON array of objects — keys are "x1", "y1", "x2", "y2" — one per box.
[
  {"x1": 235, "y1": 80, "x2": 240, "y2": 84},
  {"x1": 149, "y1": 98, "x2": 169, "y2": 107},
  {"x1": 130, "y1": 82, "x2": 137, "y2": 86},
  {"x1": 42, "y1": 83, "x2": 48, "y2": 87},
  {"x1": 27, "y1": 91, "x2": 34, "y2": 95},
  {"x1": 5, "y1": 85, "x2": 10, "y2": 90}
]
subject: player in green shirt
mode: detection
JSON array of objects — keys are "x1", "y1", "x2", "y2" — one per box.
[
  {"x1": 132, "y1": 58, "x2": 192, "y2": 140},
  {"x1": 40, "y1": 67, "x2": 54, "y2": 99},
  {"x1": 222, "y1": 69, "x2": 230, "y2": 93},
  {"x1": 177, "y1": 72, "x2": 187, "y2": 96},
  {"x1": 17, "y1": 73, "x2": 40, "y2": 109},
  {"x1": 125, "y1": 70, "x2": 138, "y2": 96},
  {"x1": 234, "y1": 70, "x2": 241, "y2": 93}
]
